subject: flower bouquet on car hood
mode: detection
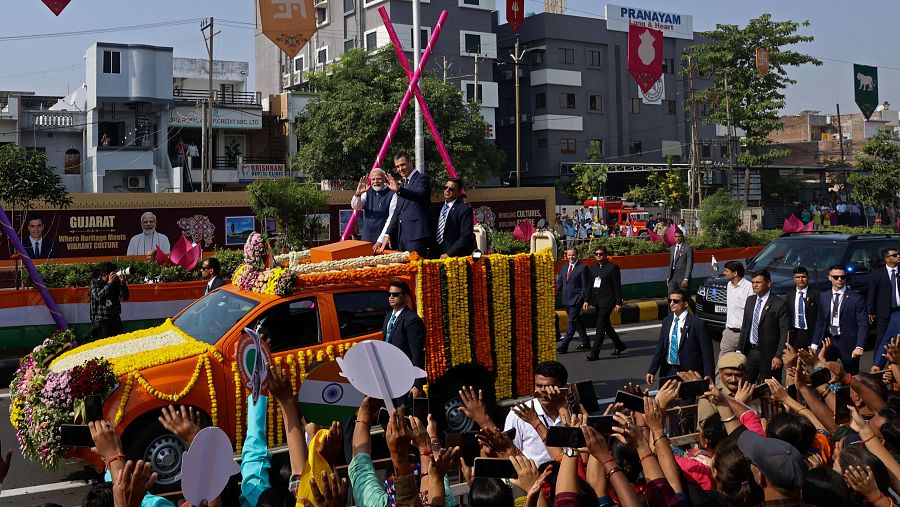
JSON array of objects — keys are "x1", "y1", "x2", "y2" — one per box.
[{"x1": 9, "y1": 329, "x2": 117, "y2": 469}]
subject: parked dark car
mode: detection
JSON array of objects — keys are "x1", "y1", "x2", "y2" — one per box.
[{"x1": 695, "y1": 232, "x2": 900, "y2": 332}]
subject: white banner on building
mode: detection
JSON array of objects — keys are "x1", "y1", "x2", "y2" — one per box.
[
  {"x1": 638, "y1": 77, "x2": 665, "y2": 104},
  {"x1": 605, "y1": 4, "x2": 694, "y2": 40},
  {"x1": 238, "y1": 163, "x2": 286, "y2": 182},
  {"x1": 169, "y1": 106, "x2": 262, "y2": 129}
]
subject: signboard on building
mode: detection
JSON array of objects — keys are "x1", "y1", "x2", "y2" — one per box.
[
  {"x1": 237, "y1": 163, "x2": 286, "y2": 182},
  {"x1": 169, "y1": 106, "x2": 262, "y2": 129},
  {"x1": 638, "y1": 77, "x2": 665, "y2": 104},
  {"x1": 605, "y1": 4, "x2": 694, "y2": 40}
]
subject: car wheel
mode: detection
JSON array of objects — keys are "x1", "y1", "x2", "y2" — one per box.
[{"x1": 125, "y1": 420, "x2": 188, "y2": 493}]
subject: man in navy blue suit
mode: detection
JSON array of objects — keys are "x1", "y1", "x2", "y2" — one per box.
[
  {"x1": 377, "y1": 152, "x2": 432, "y2": 258},
  {"x1": 646, "y1": 289, "x2": 714, "y2": 384},
  {"x1": 868, "y1": 247, "x2": 900, "y2": 370},
  {"x1": 382, "y1": 280, "x2": 426, "y2": 397},
  {"x1": 556, "y1": 248, "x2": 591, "y2": 354},
  {"x1": 812, "y1": 265, "x2": 868, "y2": 374},
  {"x1": 431, "y1": 178, "x2": 474, "y2": 258}
]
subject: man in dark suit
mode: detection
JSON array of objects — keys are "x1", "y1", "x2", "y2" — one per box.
[
  {"x1": 812, "y1": 266, "x2": 868, "y2": 374},
  {"x1": 202, "y1": 257, "x2": 226, "y2": 295},
  {"x1": 383, "y1": 280, "x2": 426, "y2": 396},
  {"x1": 586, "y1": 245, "x2": 627, "y2": 361},
  {"x1": 431, "y1": 178, "x2": 474, "y2": 258},
  {"x1": 377, "y1": 152, "x2": 432, "y2": 258},
  {"x1": 738, "y1": 270, "x2": 791, "y2": 383},
  {"x1": 556, "y1": 248, "x2": 591, "y2": 354},
  {"x1": 646, "y1": 289, "x2": 714, "y2": 383},
  {"x1": 869, "y1": 247, "x2": 900, "y2": 370},
  {"x1": 23, "y1": 216, "x2": 56, "y2": 259},
  {"x1": 784, "y1": 266, "x2": 821, "y2": 351},
  {"x1": 666, "y1": 229, "x2": 693, "y2": 295}
]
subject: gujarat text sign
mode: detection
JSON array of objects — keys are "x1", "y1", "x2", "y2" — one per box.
[
  {"x1": 169, "y1": 106, "x2": 262, "y2": 129},
  {"x1": 605, "y1": 4, "x2": 693, "y2": 40}
]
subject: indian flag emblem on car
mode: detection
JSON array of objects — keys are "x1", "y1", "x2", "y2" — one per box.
[{"x1": 299, "y1": 360, "x2": 365, "y2": 425}]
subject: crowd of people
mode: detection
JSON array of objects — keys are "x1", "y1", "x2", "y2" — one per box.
[{"x1": 790, "y1": 201, "x2": 900, "y2": 229}]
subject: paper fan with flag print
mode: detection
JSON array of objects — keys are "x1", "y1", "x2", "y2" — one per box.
[
  {"x1": 299, "y1": 360, "x2": 365, "y2": 425},
  {"x1": 235, "y1": 328, "x2": 270, "y2": 405}
]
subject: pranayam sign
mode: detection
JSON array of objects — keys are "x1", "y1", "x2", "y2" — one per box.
[{"x1": 605, "y1": 4, "x2": 694, "y2": 40}]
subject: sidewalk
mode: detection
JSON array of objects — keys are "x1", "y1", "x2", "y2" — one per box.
[{"x1": 555, "y1": 298, "x2": 668, "y2": 330}]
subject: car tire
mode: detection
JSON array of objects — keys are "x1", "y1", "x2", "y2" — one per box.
[
  {"x1": 124, "y1": 420, "x2": 188, "y2": 493},
  {"x1": 427, "y1": 363, "x2": 507, "y2": 437}
]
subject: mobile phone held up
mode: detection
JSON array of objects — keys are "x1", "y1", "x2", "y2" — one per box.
[
  {"x1": 545, "y1": 426, "x2": 586, "y2": 448},
  {"x1": 614, "y1": 390, "x2": 645, "y2": 413},
  {"x1": 473, "y1": 457, "x2": 518, "y2": 479},
  {"x1": 60, "y1": 424, "x2": 95, "y2": 447}
]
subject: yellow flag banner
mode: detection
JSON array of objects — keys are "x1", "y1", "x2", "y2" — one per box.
[{"x1": 259, "y1": 0, "x2": 318, "y2": 58}]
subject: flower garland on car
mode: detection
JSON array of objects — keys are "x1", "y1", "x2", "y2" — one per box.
[
  {"x1": 244, "y1": 232, "x2": 267, "y2": 269},
  {"x1": 9, "y1": 330, "x2": 118, "y2": 469},
  {"x1": 415, "y1": 250, "x2": 555, "y2": 399}
]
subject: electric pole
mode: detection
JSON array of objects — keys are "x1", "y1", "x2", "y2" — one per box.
[
  {"x1": 836, "y1": 103, "x2": 845, "y2": 164},
  {"x1": 412, "y1": 0, "x2": 424, "y2": 175},
  {"x1": 201, "y1": 17, "x2": 218, "y2": 192},
  {"x1": 688, "y1": 57, "x2": 701, "y2": 209},
  {"x1": 511, "y1": 37, "x2": 526, "y2": 187},
  {"x1": 442, "y1": 56, "x2": 451, "y2": 83}
]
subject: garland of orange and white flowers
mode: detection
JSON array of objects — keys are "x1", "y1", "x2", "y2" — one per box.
[
  {"x1": 490, "y1": 257, "x2": 514, "y2": 399},
  {"x1": 273, "y1": 250, "x2": 312, "y2": 268},
  {"x1": 274, "y1": 356, "x2": 284, "y2": 445},
  {"x1": 287, "y1": 251, "x2": 413, "y2": 275},
  {"x1": 533, "y1": 251, "x2": 557, "y2": 364},
  {"x1": 114, "y1": 375, "x2": 134, "y2": 424}
]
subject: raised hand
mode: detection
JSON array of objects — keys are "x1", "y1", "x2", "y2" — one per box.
[
  {"x1": 308, "y1": 471, "x2": 349, "y2": 507},
  {"x1": 112, "y1": 459, "x2": 157, "y2": 507},
  {"x1": 654, "y1": 379, "x2": 680, "y2": 411},
  {"x1": 267, "y1": 363, "x2": 296, "y2": 407},
  {"x1": 642, "y1": 396, "x2": 665, "y2": 435},
  {"x1": 408, "y1": 414, "x2": 430, "y2": 451},
  {"x1": 317, "y1": 421, "x2": 343, "y2": 463},
  {"x1": 88, "y1": 420, "x2": 123, "y2": 462},
  {"x1": 611, "y1": 411, "x2": 639, "y2": 448},
  {"x1": 581, "y1": 425, "x2": 612, "y2": 461},
  {"x1": 159, "y1": 405, "x2": 202, "y2": 446},
  {"x1": 782, "y1": 343, "x2": 798, "y2": 369},
  {"x1": 843, "y1": 465, "x2": 881, "y2": 501},
  {"x1": 431, "y1": 446, "x2": 460, "y2": 478},
  {"x1": 476, "y1": 426, "x2": 515, "y2": 456},
  {"x1": 764, "y1": 378, "x2": 788, "y2": 404},
  {"x1": 509, "y1": 455, "x2": 539, "y2": 491},
  {"x1": 734, "y1": 380, "x2": 754, "y2": 404},
  {"x1": 459, "y1": 386, "x2": 494, "y2": 429},
  {"x1": 511, "y1": 400, "x2": 541, "y2": 428}
]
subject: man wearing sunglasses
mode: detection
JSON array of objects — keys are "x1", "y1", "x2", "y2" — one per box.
[
  {"x1": 811, "y1": 266, "x2": 868, "y2": 374},
  {"x1": 869, "y1": 248, "x2": 900, "y2": 370},
  {"x1": 585, "y1": 247, "x2": 627, "y2": 361},
  {"x1": 431, "y1": 178, "x2": 474, "y2": 259},
  {"x1": 382, "y1": 280, "x2": 426, "y2": 397},
  {"x1": 646, "y1": 289, "x2": 714, "y2": 385}
]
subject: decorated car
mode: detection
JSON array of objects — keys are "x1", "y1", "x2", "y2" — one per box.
[{"x1": 10, "y1": 233, "x2": 556, "y2": 487}]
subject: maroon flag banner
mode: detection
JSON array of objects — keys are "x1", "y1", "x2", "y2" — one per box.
[
  {"x1": 627, "y1": 23, "x2": 663, "y2": 94},
  {"x1": 41, "y1": 0, "x2": 71, "y2": 15},
  {"x1": 507, "y1": 0, "x2": 524, "y2": 32}
]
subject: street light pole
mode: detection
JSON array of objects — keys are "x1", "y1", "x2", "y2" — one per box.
[
  {"x1": 412, "y1": 0, "x2": 424, "y2": 174},
  {"x1": 512, "y1": 36, "x2": 526, "y2": 187}
]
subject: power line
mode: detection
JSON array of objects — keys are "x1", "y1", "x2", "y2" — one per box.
[{"x1": 0, "y1": 19, "x2": 203, "y2": 42}]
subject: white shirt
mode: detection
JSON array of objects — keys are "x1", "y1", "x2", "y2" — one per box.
[
  {"x1": 725, "y1": 278, "x2": 753, "y2": 329},
  {"x1": 887, "y1": 266, "x2": 900, "y2": 307},
  {"x1": 377, "y1": 170, "x2": 420, "y2": 242},
  {"x1": 794, "y1": 288, "x2": 808, "y2": 329},
  {"x1": 187, "y1": 144, "x2": 199, "y2": 157},
  {"x1": 503, "y1": 398, "x2": 561, "y2": 464},
  {"x1": 667, "y1": 310, "x2": 689, "y2": 364},
  {"x1": 829, "y1": 287, "x2": 847, "y2": 332}
]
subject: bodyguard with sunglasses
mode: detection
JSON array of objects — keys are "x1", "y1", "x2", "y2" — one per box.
[
  {"x1": 382, "y1": 280, "x2": 426, "y2": 397},
  {"x1": 811, "y1": 266, "x2": 868, "y2": 374},
  {"x1": 646, "y1": 289, "x2": 714, "y2": 385},
  {"x1": 430, "y1": 178, "x2": 474, "y2": 258},
  {"x1": 585, "y1": 246, "x2": 627, "y2": 361}
]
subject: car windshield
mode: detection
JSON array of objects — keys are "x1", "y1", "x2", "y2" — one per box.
[
  {"x1": 173, "y1": 290, "x2": 259, "y2": 345},
  {"x1": 747, "y1": 240, "x2": 845, "y2": 278},
  {"x1": 631, "y1": 212, "x2": 649, "y2": 222}
]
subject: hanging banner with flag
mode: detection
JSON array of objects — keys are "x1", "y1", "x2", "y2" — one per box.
[
  {"x1": 258, "y1": 0, "x2": 318, "y2": 58},
  {"x1": 627, "y1": 24, "x2": 663, "y2": 94},
  {"x1": 42, "y1": 0, "x2": 71, "y2": 15},
  {"x1": 755, "y1": 48, "x2": 770, "y2": 77},
  {"x1": 507, "y1": 0, "x2": 524, "y2": 32},
  {"x1": 854, "y1": 64, "x2": 878, "y2": 120}
]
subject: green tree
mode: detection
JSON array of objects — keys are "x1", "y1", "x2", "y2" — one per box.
[
  {"x1": 0, "y1": 144, "x2": 72, "y2": 234},
  {"x1": 848, "y1": 130, "x2": 900, "y2": 209},
  {"x1": 700, "y1": 189, "x2": 742, "y2": 246},
  {"x1": 568, "y1": 141, "x2": 608, "y2": 202},
  {"x1": 293, "y1": 48, "x2": 504, "y2": 186},
  {"x1": 684, "y1": 14, "x2": 822, "y2": 202},
  {"x1": 247, "y1": 179, "x2": 329, "y2": 250},
  {"x1": 623, "y1": 168, "x2": 688, "y2": 213}
]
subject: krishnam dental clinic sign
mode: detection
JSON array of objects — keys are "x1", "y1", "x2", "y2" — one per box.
[
  {"x1": 605, "y1": 4, "x2": 693, "y2": 40},
  {"x1": 169, "y1": 106, "x2": 262, "y2": 129}
]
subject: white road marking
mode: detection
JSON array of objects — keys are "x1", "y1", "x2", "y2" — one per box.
[
  {"x1": 616, "y1": 323, "x2": 662, "y2": 333},
  {"x1": 0, "y1": 480, "x2": 89, "y2": 497}
]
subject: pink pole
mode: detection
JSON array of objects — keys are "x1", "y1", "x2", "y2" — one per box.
[
  {"x1": 340, "y1": 10, "x2": 449, "y2": 241},
  {"x1": 379, "y1": 9, "x2": 458, "y2": 180}
]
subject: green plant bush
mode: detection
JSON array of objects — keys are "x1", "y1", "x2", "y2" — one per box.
[
  {"x1": 490, "y1": 231, "x2": 529, "y2": 255},
  {"x1": 211, "y1": 248, "x2": 244, "y2": 277},
  {"x1": 575, "y1": 237, "x2": 667, "y2": 257},
  {"x1": 700, "y1": 189, "x2": 742, "y2": 248}
]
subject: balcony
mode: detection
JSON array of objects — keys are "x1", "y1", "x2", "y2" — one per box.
[
  {"x1": 173, "y1": 88, "x2": 262, "y2": 107},
  {"x1": 96, "y1": 148, "x2": 155, "y2": 172},
  {"x1": 22, "y1": 110, "x2": 86, "y2": 133}
]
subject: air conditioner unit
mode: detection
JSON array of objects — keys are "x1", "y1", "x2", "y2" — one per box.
[{"x1": 127, "y1": 175, "x2": 146, "y2": 189}]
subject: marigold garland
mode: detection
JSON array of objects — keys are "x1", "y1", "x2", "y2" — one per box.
[
  {"x1": 232, "y1": 362, "x2": 243, "y2": 452},
  {"x1": 274, "y1": 356, "x2": 283, "y2": 445},
  {"x1": 114, "y1": 375, "x2": 134, "y2": 424},
  {"x1": 133, "y1": 355, "x2": 204, "y2": 403},
  {"x1": 514, "y1": 255, "x2": 534, "y2": 396},
  {"x1": 205, "y1": 355, "x2": 218, "y2": 427}
]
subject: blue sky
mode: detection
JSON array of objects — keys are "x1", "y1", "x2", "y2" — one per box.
[{"x1": 2, "y1": 0, "x2": 898, "y2": 116}]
